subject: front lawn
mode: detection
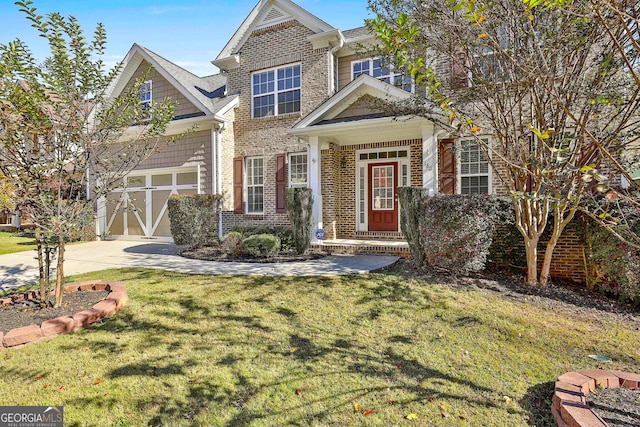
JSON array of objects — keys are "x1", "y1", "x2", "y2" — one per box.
[
  {"x1": 0, "y1": 231, "x2": 37, "y2": 254},
  {"x1": 0, "y1": 268, "x2": 637, "y2": 426}
]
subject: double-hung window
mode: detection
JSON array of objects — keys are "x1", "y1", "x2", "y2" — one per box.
[
  {"x1": 246, "y1": 157, "x2": 264, "y2": 214},
  {"x1": 252, "y1": 64, "x2": 301, "y2": 118},
  {"x1": 460, "y1": 140, "x2": 490, "y2": 194},
  {"x1": 288, "y1": 153, "x2": 307, "y2": 187},
  {"x1": 352, "y1": 58, "x2": 412, "y2": 92}
]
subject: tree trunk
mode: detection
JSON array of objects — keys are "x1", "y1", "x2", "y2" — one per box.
[
  {"x1": 35, "y1": 232, "x2": 48, "y2": 307},
  {"x1": 524, "y1": 236, "x2": 539, "y2": 286},
  {"x1": 539, "y1": 208, "x2": 576, "y2": 285},
  {"x1": 53, "y1": 236, "x2": 65, "y2": 308}
]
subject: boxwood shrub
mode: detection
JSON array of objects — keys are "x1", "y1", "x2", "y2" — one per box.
[
  {"x1": 167, "y1": 194, "x2": 222, "y2": 247},
  {"x1": 242, "y1": 233, "x2": 281, "y2": 258},
  {"x1": 232, "y1": 225, "x2": 293, "y2": 251}
]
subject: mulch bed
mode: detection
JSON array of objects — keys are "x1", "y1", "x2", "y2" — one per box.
[
  {"x1": 0, "y1": 290, "x2": 108, "y2": 334},
  {"x1": 587, "y1": 387, "x2": 640, "y2": 426},
  {"x1": 180, "y1": 246, "x2": 326, "y2": 263}
]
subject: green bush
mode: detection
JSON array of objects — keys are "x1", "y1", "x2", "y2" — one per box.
[
  {"x1": 167, "y1": 194, "x2": 222, "y2": 247},
  {"x1": 232, "y1": 225, "x2": 293, "y2": 251},
  {"x1": 242, "y1": 233, "x2": 281, "y2": 258},
  {"x1": 284, "y1": 187, "x2": 313, "y2": 254},
  {"x1": 221, "y1": 231, "x2": 243, "y2": 255},
  {"x1": 398, "y1": 189, "x2": 512, "y2": 274},
  {"x1": 577, "y1": 192, "x2": 640, "y2": 304}
]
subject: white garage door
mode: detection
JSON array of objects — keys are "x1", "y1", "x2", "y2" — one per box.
[{"x1": 103, "y1": 168, "x2": 199, "y2": 241}]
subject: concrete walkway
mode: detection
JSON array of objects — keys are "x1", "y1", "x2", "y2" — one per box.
[{"x1": 0, "y1": 240, "x2": 399, "y2": 292}]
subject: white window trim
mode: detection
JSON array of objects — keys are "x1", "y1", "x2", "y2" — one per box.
[
  {"x1": 355, "y1": 147, "x2": 411, "y2": 232},
  {"x1": 457, "y1": 138, "x2": 492, "y2": 195},
  {"x1": 245, "y1": 156, "x2": 264, "y2": 214},
  {"x1": 251, "y1": 63, "x2": 301, "y2": 119},
  {"x1": 288, "y1": 152, "x2": 308, "y2": 188},
  {"x1": 350, "y1": 58, "x2": 414, "y2": 93},
  {"x1": 140, "y1": 80, "x2": 152, "y2": 110}
]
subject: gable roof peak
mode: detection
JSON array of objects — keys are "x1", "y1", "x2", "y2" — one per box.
[{"x1": 213, "y1": 0, "x2": 335, "y2": 71}]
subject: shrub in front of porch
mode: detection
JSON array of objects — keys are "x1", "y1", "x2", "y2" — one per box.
[
  {"x1": 284, "y1": 187, "x2": 313, "y2": 255},
  {"x1": 167, "y1": 194, "x2": 222, "y2": 247},
  {"x1": 398, "y1": 190, "x2": 512, "y2": 274},
  {"x1": 232, "y1": 225, "x2": 294, "y2": 251},
  {"x1": 242, "y1": 233, "x2": 281, "y2": 258}
]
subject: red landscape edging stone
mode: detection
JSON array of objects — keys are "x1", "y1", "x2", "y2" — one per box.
[
  {"x1": 553, "y1": 369, "x2": 640, "y2": 427},
  {"x1": 1, "y1": 281, "x2": 128, "y2": 349}
]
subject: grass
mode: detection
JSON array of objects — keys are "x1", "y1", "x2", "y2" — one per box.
[
  {"x1": 0, "y1": 230, "x2": 37, "y2": 254},
  {"x1": 0, "y1": 268, "x2": 638, "y2": 426}
]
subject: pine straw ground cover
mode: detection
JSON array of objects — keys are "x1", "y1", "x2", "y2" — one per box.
[{"x1": 0, "y1": 267, "x2": 638, "y2": 426}]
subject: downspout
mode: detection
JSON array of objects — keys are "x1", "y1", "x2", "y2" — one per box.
[
  {"x1": 328, "y1": 37, "x2": 344, "y2": 96},
  {"x1": 213, "y1": 122, "x2": 226, "y2": 240}
]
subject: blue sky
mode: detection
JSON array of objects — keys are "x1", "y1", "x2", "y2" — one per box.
[{"x1": 0, "y1": 0, "x2": 371, "y2": 76}]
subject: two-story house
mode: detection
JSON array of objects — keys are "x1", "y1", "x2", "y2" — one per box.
[{"x1": 97, "y1": 0, "x2": 496, "y2": 251}]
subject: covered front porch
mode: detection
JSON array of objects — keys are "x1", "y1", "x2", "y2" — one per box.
[{"x1": 288, "y1": 74, "x2": 445, "y2": 245}]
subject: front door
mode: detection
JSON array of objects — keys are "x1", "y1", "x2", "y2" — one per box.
[{"x1": 368, "y1": 162, "x2": 398, "y2": 231}]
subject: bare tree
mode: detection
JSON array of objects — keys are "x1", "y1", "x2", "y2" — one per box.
[
  {"x1": 0, "y1": 1, "x2": 178, "y2": 306},
  {"x1": 368, "y1": 0, "x2": 640, "y2": 285}
]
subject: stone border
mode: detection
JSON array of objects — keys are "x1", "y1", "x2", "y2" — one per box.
[
  {"x1": 0, "y1": 281, "x2": 128, "y2": 349},
  {"x1": 553, "y1": 369, "x2": 640, "y2": 427}
]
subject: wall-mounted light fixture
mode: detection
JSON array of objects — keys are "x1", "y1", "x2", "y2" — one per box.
[{"x1": 341, "y1": 155, "x2": 347, "y2": 170}]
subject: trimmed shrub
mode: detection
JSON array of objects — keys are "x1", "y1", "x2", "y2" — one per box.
[
  {"x1": 577, "y1": 193, "x2": 640, "y2": 304},
  {"x1": 398, "y1": 189, "x2": 512, "y2": 274},
  {"x1": 284, "y1": 187, "x2": 313, "y2": 254},
  {"x1": 232, "y1": 225, "x2": 294, "y2": 251},
  {"x1": 221, "y1": 231, "x2": 243, "y2": 255},
  {"x1": 167, "y1": 194, "x2": 222, "y2": 247},
  {"x1": 242, "y1": 233, "x2": 281, "y2": 258}
]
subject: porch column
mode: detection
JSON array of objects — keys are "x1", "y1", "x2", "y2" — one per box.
[
  {"x1": 422, "y1": 122, "x2": 437, "y2": 195},
  {"x1": 308, "y1": 136, "x2": 323, "y2": 243}
]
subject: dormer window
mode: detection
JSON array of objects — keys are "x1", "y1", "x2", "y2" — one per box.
[
  {"x1": 252, "y1": 64, "x2": 301, "y2": 118},
  {"x1": 139, "y1": 80, "x2": 152, "y2": 113},
  {"x1": 352, "y1": 58, "x2": 413, "y2": 92}
]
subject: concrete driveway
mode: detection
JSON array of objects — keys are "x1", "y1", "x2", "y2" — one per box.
[{"x1": 0, "y1": 240, "x2": 399, "y2": 292}]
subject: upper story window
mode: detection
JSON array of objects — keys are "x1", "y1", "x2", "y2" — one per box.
[
  {"x1": 139, "y1": 80, "x2": 152, "y2": 113},
  {"x1": 459, "y1": 139, "x2": 491, "y2": 194},
  {"x1": 252, "y1": 64, "x2": 301, "y2": 118},
  {"x1": 352, "y1": 58, "x2": 413, "y2": 92},
  {"x1": 246, "y1": 157, "x2": 264, "y2": 214},
  {"x1": 289, "y1": 153, "x2": 307, "y2": 187}
]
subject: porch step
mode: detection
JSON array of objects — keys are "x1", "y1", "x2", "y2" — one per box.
[{"x1": 312, "y1": 239, "x2": 410, "y2": 258}]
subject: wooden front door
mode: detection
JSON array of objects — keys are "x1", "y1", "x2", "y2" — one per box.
[{"x1": 368, "y1": 162, "x2": 398, "y2": 231}]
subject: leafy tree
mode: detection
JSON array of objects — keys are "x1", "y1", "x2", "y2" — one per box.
[
  {"x1": 0, "y1": 1, "x2": 177, "y2": 307},
  {"x1": 367, "y1": 0, "x2": 640, "y2": 285}
]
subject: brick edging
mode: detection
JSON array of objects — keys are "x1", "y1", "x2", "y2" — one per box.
[
  {"x1": 553, "y1": 369, "x2": 640, "y2": 426},
  {"x1": 0, "y1": 281, "x2": 128, "y2": 349}
]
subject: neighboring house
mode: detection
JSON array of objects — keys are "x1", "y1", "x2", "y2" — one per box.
[{"x1": 97, "y1": 0, "x2": 499, "y2": 245}]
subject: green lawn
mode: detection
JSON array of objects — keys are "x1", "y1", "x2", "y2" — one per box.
[
  {"x1": 0, "y1": 231, "x2": 37, "y2": 254},
  {"x1": 1, "y1": 268, "x2": 638, "y2": 426}
]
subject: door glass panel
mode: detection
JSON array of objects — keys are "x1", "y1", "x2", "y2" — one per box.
[
  {"x1": 152, "y1": 190, "x2": 172, "y2": 237},
  {"x1": 177, "y1": 172, "x2": 197, "y2": 185},
  {"x1": 126, "y1": 191, "x2": 146, "y2": 236},
  {"x1": 152, "y1": 174, "x2": 172, "y2": 186},
  {"x1": 106, "y1": 192, "x2": 124, "y2": 235},
  {"x1": 371, "y1": 166, "x2": 394, "y2": 210}
]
